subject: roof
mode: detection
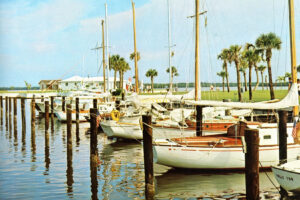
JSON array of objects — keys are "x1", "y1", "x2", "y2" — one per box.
[
  {"x1": 60, "y1": 76, "x2": 121, "y2": 82},
  {"x1": 39, "y1": 80, "x2": 61, "y2": 84}
]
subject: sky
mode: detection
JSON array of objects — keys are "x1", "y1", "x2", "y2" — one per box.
[{"x1": 0, "y1": 0, "x2": 299, "y2": 87}]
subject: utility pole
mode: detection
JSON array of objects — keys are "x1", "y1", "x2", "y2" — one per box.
[{"x1": 132, "y1": 0, "x2": 139, "y2": 93}]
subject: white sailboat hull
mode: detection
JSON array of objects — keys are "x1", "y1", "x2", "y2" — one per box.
[
  {"x1": 55, "y1": 111, "x2": 88, "y2": 122},
  {"x1": 272, "y1": 160, "x2": 300, "y2": 193},
  {"x1": 154, "y1": 143, "x2": 300, "y2": 169}
]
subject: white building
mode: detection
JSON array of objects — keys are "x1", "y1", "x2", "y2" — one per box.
[{"x1": 58, "y1": 76, "x2": 127, "y2": 91}]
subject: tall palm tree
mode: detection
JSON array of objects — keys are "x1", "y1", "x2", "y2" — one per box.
[
  {"x1": 258, "y1": 65, "x2": 267, "y2": 90},
  {"x1": 118, "y1": 59, "x2": 131, "y2": 90},
  {"x1": 217, "y1": 71, "x2": 226, "y2": 92},
  {"x1": 166, "y1": 66, "x2": 179, "y2": 90},
  {"x1": 145, "y1": 69, "x2": 158, "y2": 93},
  {"x1": 255, "y1": 32, "x2": 282, "y2": 99},
  {"x1": 217, "y1": 48, "x2": 231, "y2": 92},
  {"x1": 228, "y1": 45, "x2": 242, "y2": 101},
  {"x1": 239, "y1": 58, "x2": 248, "y2": 92},
  {"x1": 109, "y1": 55, "x2": 122, "y2": 89}
]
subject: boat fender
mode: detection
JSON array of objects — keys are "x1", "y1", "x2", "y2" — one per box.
[{"x1": 111, "y1": 110, "x2": 120, "y2": 121}]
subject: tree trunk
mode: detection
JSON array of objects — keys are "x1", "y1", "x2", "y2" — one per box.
[
  {"x1": 253, "y1": 64, "x2": 259, "y2": 91},
  {"x1": 222, "y1": 77, "x2": 225, "y2": 92},
  {"x1": 114, "y1": 70, "x2": 117, "y2": 89},
  {"x1": 249, "y1": 64, "x2": 253, "y2": 100},
  {"x1": 235, "y1": 60, "x2": 242, "y2": 102},
  {"x1": 267, "y1": 56, "x2": 275, "y2": 99},
  {"x1": 151, "y1": 77, "x2": 154, "y2": 93},
  {"x1": 121, "y1": 71, "x2": 124, "y2": 90},
  {"x1": 261, "y1": 72, "x2": 264, "y2": 90},
  {"x1": 244, "y1": 71, "x2": 248, "y2": 92},
  {"x1": 224, "y1": 62, "x2": 230, "y2": 92},
  {"x1": 119, "y1": 71, "x2": 121, "y2": 89}
]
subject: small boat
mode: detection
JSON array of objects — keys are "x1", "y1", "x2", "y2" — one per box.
[{"x1": 272, "y1": 159, "x2": 300, "y2": 193}]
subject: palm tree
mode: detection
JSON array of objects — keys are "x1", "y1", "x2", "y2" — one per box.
[
  {"x1": 145, "y1": 69, "x2": 158, "y2": 93},
  {"x1": 258, "y1": 65, "x2": 267, "y2": 90},
  {"x1": 109, "y1": 55, "x2": 122, "y2": 89},
  {"x1": 239, "y1": 58, "x2": 248, "y2": 92},
  {"x1": 130, "y1": 51, "x2": 140, "y2": 61},
  {"x1": 228, "y1": 45, "x2": 243, "y2": 101},
  {"x1": 217, "y1": 48, "x2": 231, "y2": 92},
  {"x1": 276, "y1": 76, "x2": 285, "y2": 89},
  {"x1": 166, "y1": 66, "x2": 179, "y2": 90},
  {"x1": 118, "y1": 59, "x2": 131, "y2": 90},
  {"x1": 255, "y1": 32, "x2": 282, "y2": 99},
  {"x1": 217, "y1": 71, "x2": 226, "y2": 92}
]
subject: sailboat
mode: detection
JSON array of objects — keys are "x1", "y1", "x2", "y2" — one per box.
[{"x1": 152, "y1": 0, "x2": 300, "y2": 170}]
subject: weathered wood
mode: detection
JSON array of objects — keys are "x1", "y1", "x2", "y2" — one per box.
[
  {"x1": 31, "y1": 97, "x2": 36, "y2": 137},
  {"x1": 245, "y1": 128, "x2": 259, "y2": 200},
  {"x1": 0, "y1": 96, "x2": 2, "y2": 125},
  {"x1": 45, "y1": 101, "x2": 49, "y2": 132},
  {"x1": 196, "y1": 105, "x2": 202, "y2": 136},
  {"x1": 278, "y1": 111, "x2": 288, "y2": 164},
  {"x1": 93, "y1": 99, "x2": 97, "y2": 109},
  {"x1": 50, "y1": 96, "x2": 54, "y2": 130},
  {"x1": 90, "y1": 108, "x2": 98, "y2": 162},
  {"x1": 5, "y1": 96, "x2": 8, "y2": 130},
  {"x1": 76, "y1": 98, "x2": 80, "y2": 142},
  {"x1": 21, "y1": 98, "x2": 26, "y2": 136},
  {"x1": 142, "y1": 115, "x2": 155, "y2": 199},
  {"x1": 13, "y1": 97, "x2": 17, "y2": 134},
  {"x1": 62, "y1": 96, "x2": 66, "y2": 112},
  {"x1": 9, "y1": 97, "x2": 12, "y2": 133},
  {"x1": 67, "y1": 104, "x2": 72, "y2": 150}
]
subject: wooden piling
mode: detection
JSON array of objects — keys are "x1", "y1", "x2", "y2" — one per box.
[
  {"x1": 21, "y1": 98, "x2": 26, "y2": 135},
  {"x1": 9, "y1": 97, "x2": 12, "y2": 133},
  {"x1": 50, "y1": 96, "x2": 54, "y2": 130},
  {"x1": 67, "y1": 104, "x2": 72, "y2": 150},
  {"x1": 245, "y1": 128, "x2": 259, "y2": 200},
  {"x1": 196, "y1": 105, "x2": 203, "y2": 136},
  {"x1": 13, "y1": 97, "x2": 17, "y2": 134},
  {"x1": 62, "y1": 96, "x2": 65, "y2": 112},
  {"x1": 90, "y1": 107, "x2": 98, "y2": 200},
  {"x1": 5, "y1": 96, "x2": 8, "y2": 129},
  {"x1": 278, "y1": 110, "x2": 288, "y2": 164},
  {"x1": 45, "y1": 101, "x2": 49, "y2": 131},
  {"x1": 31, "y1": 97, "x2": 36, "y2": 137},
  {"x1": 93, "y1": 99, "x2": 97, "y2": 109},
  {"x1": 90, "y1": 108, "x2": 98, "y2": 162},
  {"x1": 0, "y1": 96, "x2": 2, "y2": 125},
  {"x1": 142, "y1": 115, "x2": 155, "y2": 199},
  {"x1": 76, "y1": 98, "x2": 79, "y2": 141}
]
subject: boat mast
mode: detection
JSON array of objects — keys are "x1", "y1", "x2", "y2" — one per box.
[
  {"x1": 195, "y1": 0, "x2": 200, "y2": 100},
  {"x1": 105, "y1": 3, "x2": 110, "y2": 92},
  {"x1": 132, "y1": 1, "x2": 139, "y2": 93},
  {"x1": 288, "y1": 0, "x2": 298, "y2": 117},
  {"x1": 167, "y1": 0, "x2": 172, "y2": 93},
  {"x1": 102, "y1": 20, "x2": 106, "y2": 93}
]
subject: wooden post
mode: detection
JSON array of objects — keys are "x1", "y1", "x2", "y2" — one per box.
[
  {"x1": 116, "y1": 100, "x2": 120, "y2": 111},
  {"x1": 21, "y1": 98, "x2": 26, "y2": 136},
  {"x1": 50, "y1": 96, "x2": 54, "y2": 130},
  {"x1": 93, "y1": 99, "x2": 97, "y2": 109},
  {"x1": 62, "y1": 96, "x2": 65, "y2": 112},
  {"x1": 121, "y1": 91, "x2": 125, "y2": 101},
  {"x1": 67, "y1": 104, "x2": 72, "y2": 149},
  {"x1": 0, "y1": 96, "x2": 2, "y2": 125},
  {"x1": 142, "y1": 115, "x2": 155, "y2": 199},
  {"x1": 45, "y1": 101, "x2": 49, "y2": 132},
  {"x1": 5, "y1": 96, "x2": 8, "y2": 130},
  {"x1": 245, "y1": 128, "x2": 259, "y2": 200},
  {"x1": 196, "y1": 105, "x2": 202, "y2": 136},
  {"x1": 90, "y1": 108, "x2": 98, "y2": 163},
  {"x1": 9, "y1": 97, "x2": 12, "y2": 133},
  {"x1": 31, "y1": 97, "x2": 36, "y2": 137},
  {"x1": 41, "y1": 95, "x2": 44, "y2": 102},
  {"x1": 13, "y1": 97, "x2": 17, "y2": 134},
  {"x1": 76, "y1": 98, "x2": 80, "y2": 142}
]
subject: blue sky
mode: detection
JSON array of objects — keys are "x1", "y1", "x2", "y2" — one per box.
[{"x1": 0, "y1": 0, "x2": 299, "y2": 87}]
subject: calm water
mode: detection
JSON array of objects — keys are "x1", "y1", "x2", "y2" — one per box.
[{"x1": 0, "y1": 99, "x2": 298, "y2": 199}]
